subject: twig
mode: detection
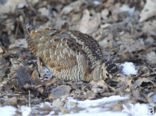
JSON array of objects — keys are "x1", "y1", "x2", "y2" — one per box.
[{"x1": 28, "y1": 90, "x2": 31, "y2": 107}]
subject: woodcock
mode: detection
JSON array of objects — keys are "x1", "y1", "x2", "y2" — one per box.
[{"x1": 27, "y1": 28, "x2": 118, "y2": 81}]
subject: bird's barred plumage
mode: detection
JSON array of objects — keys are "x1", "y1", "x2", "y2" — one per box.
[{"x1": 27, "y1": 28, "x2": 118, "y2": 81}]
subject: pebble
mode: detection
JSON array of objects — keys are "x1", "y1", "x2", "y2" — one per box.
[{"x1": 49, "y1": 85, "x2": 71, "y2": 99}]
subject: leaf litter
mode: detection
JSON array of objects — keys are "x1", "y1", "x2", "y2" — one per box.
[{"x1": 0, "y1": 0, "x2": 155, "y2": 115}]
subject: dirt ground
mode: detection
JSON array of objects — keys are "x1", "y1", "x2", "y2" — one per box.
[{"x1": 0, "y1": 0, "x2": 155, "y2": 115}]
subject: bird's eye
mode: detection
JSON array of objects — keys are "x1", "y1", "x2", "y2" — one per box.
[{"x1": 106, "y1": 73, "x2": 110, "y2": 78}]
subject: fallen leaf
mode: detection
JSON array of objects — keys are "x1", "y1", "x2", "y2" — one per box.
[
  {"x1": 79, "y1": 9, "x2": 101, "y2": 34},
  {"x1": 139, "y1": 0, "x2": 156, "y2": 22},
  {"x1": 61, "y1": 0, "x2": 85, "y2": 14},
  {"x1": 16, "y1": 66, "x2": 32, "y2": 88}
]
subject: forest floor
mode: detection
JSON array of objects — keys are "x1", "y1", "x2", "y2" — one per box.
[{"x1": 0, "y1": 0, "x2": 156, "y2": 115}]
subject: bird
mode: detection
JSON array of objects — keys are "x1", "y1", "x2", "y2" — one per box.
[{"x1": 26, "y1": 28, "x2": 118, "y2": 81}]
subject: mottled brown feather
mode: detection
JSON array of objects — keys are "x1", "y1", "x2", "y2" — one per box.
[{"x1": 27, "y1": 28, "x2": 117, "y2": 81}]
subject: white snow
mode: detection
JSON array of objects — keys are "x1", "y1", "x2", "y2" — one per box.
[
  {"x1": 64, "y1": 110, "x2": 128, "y2": 116},
  {"x1": 77, "y1": 95, "x2": 129, "y2": 108},
  {"x1": 39, "y1": 102, "x2": 52, "y2": 108},
  {"x1": 0, "y1": 96, "x2": 155, "y2": 116},
  {"x1": 121, "y1": 62, "x2": 138, "y2": 75},
  {"x1": 63, "y1": 96, "x2": 156, "y2": 116},
  {"x1": 122, "y1": 103, "x2": 154, "y2": 116},
  {"x1": 63, "y1": 103, "x2": 156, "y2": 116},
  {"x1": 0, "y1": 106, "x2": 16, "y2": 116},
  {"x1": 20, "y1": 106, "x2": 31, "y2": 116}
]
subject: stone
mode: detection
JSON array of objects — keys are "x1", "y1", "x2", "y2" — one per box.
[{"x1": 49, "y1": 85, "x2": 71, "y2": 99}]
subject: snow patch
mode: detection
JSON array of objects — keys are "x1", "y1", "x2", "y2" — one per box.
[
  {"x1": 122, "y1": 103, "x2": 154, "y2": 116},
  {"x1": 0, "y1": 96, "x2": 155, "y2": 116},
  {"x1": 20, "y1": 106, "x2": 31, "y2": 116},
  {"x1": 0, "y1": 106, "x2": 16, "y2": 116},
  {"x1": 64, "y1": 110, "x2": 128, "y2": 116},
  {"x1": 64, "y1": 96, "x2": 156, "y2": 116},
  {"x1": 77, "y1": 95, "x2": 129, "y2": 108},
  {"x1": 121, "y1": 62, "x2": 138, "y2": 75},
  {"x1": 64, "y1": 103, "x2": 155, "y2": 116},
  {"x1": 39, "y1": 102, "x2": 52, "y2": 108}
]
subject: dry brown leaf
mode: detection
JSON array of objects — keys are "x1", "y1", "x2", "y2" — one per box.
[
  {"x1": 146, "y1": 51, "x2": 156, "y2": 65},
  {"x1": 139, "y1": 0, "x2": 156, "y2": 22},
  {"x1": 31, "y1": 69, "x2": 41, "y2": 84},
  {"x1": 142, "y1": 20, "x2": 156, "y2": 36},
  {"x1": 0, "y1": 0, "x2": 38, "y2": 14},
  {"x1": 79, "y1": 9, "x2": 101, "y2": 34},
  {"x1": 61, "y1": 0, "x2": 85, "y2": 14},
  {"x1": 0, "y1": 47, "x2": 4, "y2": 54}
]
